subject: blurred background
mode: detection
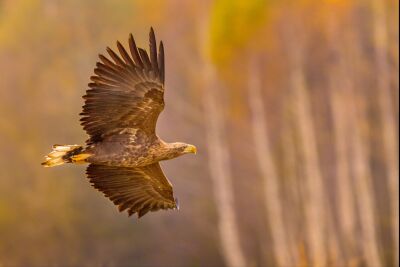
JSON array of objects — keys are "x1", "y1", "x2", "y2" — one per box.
[{"x1": 0, "y1": 0, "x2": 398, "y2": 266}]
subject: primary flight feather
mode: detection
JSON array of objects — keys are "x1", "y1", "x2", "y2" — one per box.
[{"x1": 42, "y1": 28, "x2": 196, "y2": 218}]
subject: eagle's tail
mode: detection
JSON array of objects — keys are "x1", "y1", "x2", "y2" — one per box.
[{"x1": 41, "y1": 144, "x2": 91, "y2": 167}]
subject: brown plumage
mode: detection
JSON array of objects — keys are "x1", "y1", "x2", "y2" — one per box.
[{"x1": 42, "y1": 28, "x2": 196, "y2": 218}]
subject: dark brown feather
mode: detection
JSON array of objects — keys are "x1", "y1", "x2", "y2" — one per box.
[
  {"x1": 98, "y1": 54, "x2": 120, "y2": 71},
  {"x1": 149, "y1": 27, "x2": 159, "y2": 77},
  {"x1": 117, "y1": 41, "x2": 135, "y2": 67},
  {"x1": 158, "y1": 41, "x2": 165, "y2": 84},
  {"x1": 106, "y1": 47, "x2": 125, "y2": 66},
  {"x1": 138, "y1": 48, "x2": 152, "y2": 71},
  {"x1": 86, "y1": 163, "x2": 176, "y2": 218},
  {"x1": 81, "y1": 29, "x2": 165, "y2": 144},
  {"x1": 129, "y1": 33, "x2": 144, "y2": 68}
]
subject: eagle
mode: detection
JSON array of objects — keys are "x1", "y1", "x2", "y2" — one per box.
[{"x1": 42, "y1": 28, "x2": 197, "y2": 218}]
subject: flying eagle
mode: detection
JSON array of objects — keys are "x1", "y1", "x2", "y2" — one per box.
[{"x1": 42, "y1": 28, "x2": 197, "y2": 218}]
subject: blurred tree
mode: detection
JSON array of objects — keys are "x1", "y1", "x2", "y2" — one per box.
[
  {"x1": 247, "y1": 56, "x2": 293, "y2": 267},
  {"x1": 324, "y1": 4, "x2": 360, "y2": 265},
  {"x1": 209, "y1": 0, "x2": 296, "y2": 266},
  {"x1": 201, "y1": 62, "x2": 247, "y2": 267},
  {"x1": 284, "y1": 16, "x2": 329, "y2": 267},
  {"x1": 200, "y1": 2, "x2": 247, "y2": 267},
  {"x1": 370, "y1": 0, "x2": 399, "y2": 265}
]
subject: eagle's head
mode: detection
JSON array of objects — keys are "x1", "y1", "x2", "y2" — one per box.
[
  {"x1": 174, "y1": 142, "x2": 197, "y2": 155},
  {"x1": 169, "y1": 142, "x2": 197, "y2": 156}
]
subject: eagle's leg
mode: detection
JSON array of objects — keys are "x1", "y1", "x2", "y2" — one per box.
[{"x1": 71, "y1": 153, "x2": 92, "y2": 164}]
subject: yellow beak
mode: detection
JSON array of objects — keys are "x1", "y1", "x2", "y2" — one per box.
[{"x1": 184, "y1": 145, "x2": 197, "y2": 154}]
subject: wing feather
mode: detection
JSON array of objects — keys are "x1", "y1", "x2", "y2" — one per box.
[
  {"x1": 138, "y1": 48, "x2": 152, "y2": 70},
  {"x1": 117, "y1": 41, "x2": 135, "y2": 67},
  {"x1": 158, "y1": 41, "x2": 165, "y2": 84},
  {"x1": 149, "y1": 27, "x2": 159, "y2": 76},
  {"x1": 129, "y1": 33, "x2": 144, "y2": 68},
  {"x1": 86, "y1": 163, "x2": 177, "y2": 218},
  {"x1": 81, "y1": 29, "x2": 165, "y2": 144},
  {"x1": 106, "y1": 47, "x2": 125, "y2": 66}
]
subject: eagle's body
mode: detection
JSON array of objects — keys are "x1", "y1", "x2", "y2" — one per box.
[
  {"x1": 86, "y1": 130, "x2": 188, "y2": 167},
  {"x1": 42, "y1": 28, "x2": 196, "y2": 218}
]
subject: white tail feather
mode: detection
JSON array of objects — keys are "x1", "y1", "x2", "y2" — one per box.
[{"x1": 42, "y1": 144, "x2": 82, "y2": 167}]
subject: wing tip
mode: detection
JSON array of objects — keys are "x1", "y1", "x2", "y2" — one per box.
[
  {"x1": 148, "y1": 27, "x2": 159, "y2": 75},
  {"x1": 174, "y1": 198, "x2": 179, "y2": 210},
  {"x1": 116, "y1": 41, "x2": 123, "y2": 51},
  {"x1": 158, "y1": 40, "x2": 165, "y2": 83}
]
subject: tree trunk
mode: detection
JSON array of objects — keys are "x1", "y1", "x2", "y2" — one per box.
[
  {"x1": 348, "y1": 88, "x2": 383, "y2": 267},
  {"x1": 202, "y1": 60, "x2": 247, "y2": 267},
  {"x1": 288, "y1": 61, "x2": 327, "y2": 267},
  {"x1": 330, "y1": 84, "x2": 359, "y2": 264},
  {"x1": 326, "y1": 17, "x2": 359, "y2": 265},
  {"x1": 196, "y1": 4, "x2": 248, "y2": 266},
  {"x1": 281, "y1": 109, "x2": 303, "y2": 266},
  {"x1": 247, "y1": 56, "x2": 292, "y2": 267},
  {"x1": 371, "y1": 1, "x2": 399, "y2": 265}
]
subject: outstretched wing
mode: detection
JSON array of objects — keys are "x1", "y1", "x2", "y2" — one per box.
[
  {"x1": 80, "y1": 28, "x2": 165, "y2": 144},
  {"x1": 86, "y1": 163, "x2": 177, "y2": 218}
]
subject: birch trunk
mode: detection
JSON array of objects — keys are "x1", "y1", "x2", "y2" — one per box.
[
  {"x1": 371, "y1": 1, "x2": 399, "y2": 265},
  {"x1": 202, "y1": 61, "x2": 247, "y2": 267},
  {"x1": 247, "y1": 56, "x2": 292, "y2": 267},
  {"x1": 281, "y1": 109, "x2": 302, "y2": 266},
  {"x1": 285, "y1": 16, "x2": 346, "y2": 265},
  {"x1": 347, "y1": 89, "x2": 383, "y2": 267},
  {"x1": 330, "y1": 85, "x2": 359, "y2": 264},
  {"x1": 289, "y1": 65, "x2": 327, "y2": 267},
  {"x1": 196, "y1": 5, "x2": 247, "y2": 266},
  {"x1": 326, "y1": 18, "x2": 359, "y2": 265},
  {"x1": 336, "y1": 15, "x2": 385, "y2": 266}
]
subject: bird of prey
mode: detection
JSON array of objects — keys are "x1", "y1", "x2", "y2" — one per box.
[{"x1": 42, "y1": 28, "x2": 196, "y2": 218}]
